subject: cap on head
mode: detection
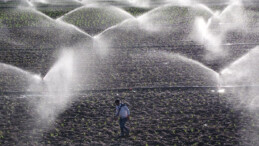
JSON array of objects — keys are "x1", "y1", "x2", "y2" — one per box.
[{"x1": 115, "y1": 99, "x2": 120, "y2": 105}]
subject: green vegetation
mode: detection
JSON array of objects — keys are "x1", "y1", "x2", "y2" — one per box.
[
  {"x1": 0, "y1": 1, "x2": 25, "y2": 8},
  {"x1": 124, "y1": 7, "x2": 150, "y2": 16},
  {"x1": 61, "y1": 7, "x2": 134, "y2": 35},
  {"x1": 39, "y1": 8, "x2": 75, "y2": 19}
]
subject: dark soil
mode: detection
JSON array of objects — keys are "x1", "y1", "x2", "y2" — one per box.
[{"x1": 0, "y1": 88, "x2": 258, "y2": 145}]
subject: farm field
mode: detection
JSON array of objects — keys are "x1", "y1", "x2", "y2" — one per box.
[
  {"x1": 1, "y1": 88, "x2": 259, "y2": 145},
  {"x1": 0, "y1": 0, "x2": 259, "y2": 145}
]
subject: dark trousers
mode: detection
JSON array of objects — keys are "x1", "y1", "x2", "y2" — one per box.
[{"x1": 119, "y1": 118, "x2": 129, "y2": 136}]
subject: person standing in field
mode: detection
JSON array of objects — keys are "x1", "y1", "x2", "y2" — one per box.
[{"x1": 114, "y1": 99, "x2": 130, "y2": 137}]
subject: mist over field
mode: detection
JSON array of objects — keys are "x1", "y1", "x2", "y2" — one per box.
[{"x1": 0, "y1": 0, "x2": 258, "y2": 145}]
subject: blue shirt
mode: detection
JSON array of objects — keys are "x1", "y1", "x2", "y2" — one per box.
[{"x1": 115, "y1": 104, "x2": 130, "y2": 118}]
